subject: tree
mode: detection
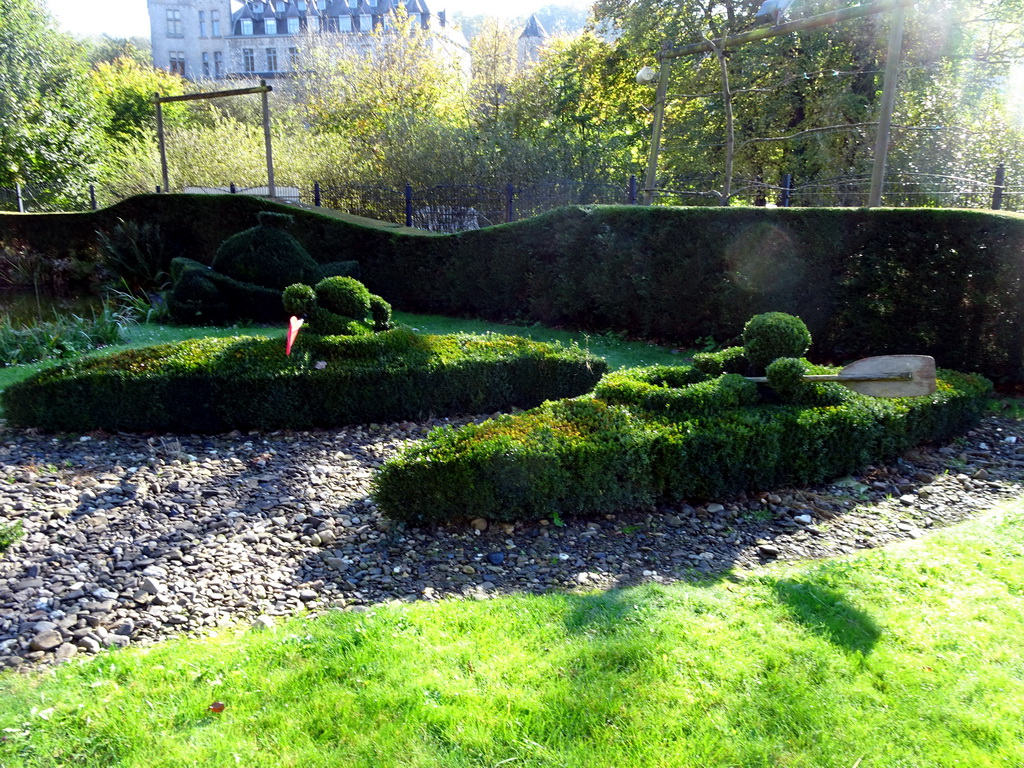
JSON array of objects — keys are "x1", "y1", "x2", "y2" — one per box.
[
  {"x1": 89, "y1": 56, "x2": 187, "y2": 144},
  {"x1": 0, "y1": 0, "x2": 103, "y2": 206}
]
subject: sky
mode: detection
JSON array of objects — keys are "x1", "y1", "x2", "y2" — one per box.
[{"x1": 44, "y1": 0, "x2": 591, "y2": 39}]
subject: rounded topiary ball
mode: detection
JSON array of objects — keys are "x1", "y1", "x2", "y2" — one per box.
[
  {"x1": 743, "y1": 312, "x2": 811, "y2": 371},
  {"x1": 766, "y1": 357, "x2": 808, "y2": 392},
  {"x1": 212, "y1": 213, "x2": 319, "y2": 291},
  {"x1": 315, "y1": 276, "x2": 371, "y2": 320},
  {"x1": 283, "y1": 283, "x2": 317, "y2": 316}
]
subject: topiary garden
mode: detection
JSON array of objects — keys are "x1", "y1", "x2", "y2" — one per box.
[{"x1": 372, "y1": 312, "x2": 992, "y2": 524}]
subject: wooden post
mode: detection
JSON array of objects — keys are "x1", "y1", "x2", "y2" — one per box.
[
  {"x1": 261, "y1": 80, "x2": 276, "y2": 199},
  {"x1": 15, "y1": 182, "x2": 24, "y2": 213},
  {"x1": 992, "y1": 163, "x2": 1005, "y2": 210},
  {"x1": 642, "y1": 43, "x2": 672, "y2": 206},
  {"x1": 155, "y1": 93, "x2": 170, "y2": 193},
  {"x1": 868, "y1": 3, "x2": 907, "y2": 207}
]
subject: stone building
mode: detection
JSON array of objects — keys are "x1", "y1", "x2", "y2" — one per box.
[{"x1": 147, "y1": 0, "x2": 469, "y2": 81}]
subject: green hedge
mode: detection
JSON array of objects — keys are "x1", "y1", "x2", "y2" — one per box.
[
  {"x1": 372, "y1": 366, "x2": 992, "y2": 524},
  {"x1": 4, "y1": 196, "x2": 1024, "y2": 381},
  {"x1": 1, "y1": 330, "x2": 606, "y2": 432}
]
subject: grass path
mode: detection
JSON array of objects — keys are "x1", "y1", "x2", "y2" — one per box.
[{"x1": 1, "y1": 500, "x2": 1022, "y2": 767}]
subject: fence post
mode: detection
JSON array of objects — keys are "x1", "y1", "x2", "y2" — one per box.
[
  {"x1": 780, "y1": 174, "x2": 792, "y2": 208},
  {"x1": 405, "y1": 184, "x2": 413, "y2": 227},
  {"x1": 628, "y1": 175, "x2": 638, "y2": 205},
  {"x1": 89, "y1": 184, "x2": 97, "y2": 210},
  {"x1": 230, "y1": 182, "x2": 237, "y2": 194},
  {"x1": 992, "y1": 163, "x2": 1005, "y2": 211},
  {"x1": 313, "y1": 181, "x2": 321, "y2": 207},
  {"x1": 15, "y1": 183, "x2": 24, "y2": 213},
  {"x1": 506, "y1": 183, "x2": 515, "y2": 223}
]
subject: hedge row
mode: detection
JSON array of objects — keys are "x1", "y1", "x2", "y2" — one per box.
[
  {"x1": 1, "y1": 329, "x2": 606, "y2": 432},
  {"x1": 4, "y1": 196, "x2": 1024, "y2": 381},
  {"x1": 371, "y1": 366, "x2": 992, "y2": 524}
]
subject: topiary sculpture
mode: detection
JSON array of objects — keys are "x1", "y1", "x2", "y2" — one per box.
[
  {"x1": 212, "y1": 212, "x2": 318, "y2": 291},
  {"x1": 742, "y1": 311, "x2": 811, "y2": 372},
  {"x1": 284, "y1": 276, "x2": 393, "y2": 337},
  {"x1": 167, "y1": 212, "x2": 361, "y2": 325}
]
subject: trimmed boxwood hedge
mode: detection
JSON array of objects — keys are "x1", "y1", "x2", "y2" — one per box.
[
  {"x1": 5, "y1": 195, "x2": 1024, "y2": 381},
  {"x1": 1, "y1": 329, "x2": 606, "y2": 432},
  {"x1": 371, "y1": 364, "x2": 992, "y2": 524}
]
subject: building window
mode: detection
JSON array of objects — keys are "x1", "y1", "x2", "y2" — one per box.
[
  {"x1": 338, "y1": 15, "x2": 351, "y2": 32},
  {"x1": 169, "y1": 51, "x2": 185, "y2": 75},
  {"x1": 265, "y1": 18, "x2": 277, "y2": 35},
  {"x1": 359, "y1": 14, "x2": 371, "y2": 31},
  {"x1": 297, "y1": 0, "x2": 306, "y2": 11},
  {"x1": 166, "y1": 9, "x2": 182, "y2": 37},
  {"x1": 287, "y1": 16, "x2": 299, "y2": 34},
  {"x1": 211, "y1": 10, "x2": 221, "y2": 36},
  {"x1": 266, "y1": 47, "x2": 278, "y2": 72},
  {"x1": 288, "y1": 46, "x2": 299, "y2": 69},
  {"x1": 241, "y1": 18, "x2": 253, "y2": 35},
  {"x1": 347, "y1": 0, "x2": 356, "y2": 7},
  {"x1": 202, "y1": 51, "x2": 210, "y2": 76},
  {"x1": 242, "y1": 48, "x2": 255, "y2": 72},
  {"x1": 214, "y1": 50, "x2": 223, "y2": 77},
  {"x1": 199, "y1": 11, "x2": 206, "y2": 37}
]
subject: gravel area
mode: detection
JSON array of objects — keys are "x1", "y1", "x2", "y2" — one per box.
[{"x1": 2, "y1": 412, "x2": 1023, "y2": 669}]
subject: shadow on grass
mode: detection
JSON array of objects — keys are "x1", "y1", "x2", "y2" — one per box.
[{"x1": 771, "y1": 578, "x2": 881, "y2": 654}]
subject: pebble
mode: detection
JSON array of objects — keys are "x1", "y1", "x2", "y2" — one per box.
[{"x1": 0, "y1": 414, "x2": 1022, "y2": 668}]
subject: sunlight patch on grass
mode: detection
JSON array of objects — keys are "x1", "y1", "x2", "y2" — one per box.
[{"x1": 1, "y1": 501, "x2": 1022, "y2": 767}]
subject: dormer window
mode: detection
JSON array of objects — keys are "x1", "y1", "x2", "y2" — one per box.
[
  {"x1": 287, "y1": 16, "x2": 299, "y2": 33},
  {"x1": 338, "y1": 15, "x2": 352, "y2": 31},
  {"x1": 317, "y1": 0, "x2": 326, "y2": 10},
  {"x1": 297, "y1": 0, "x2": 306, "y2": 10},
  {"x1": 241, "y1": 18, "x2": 254, "y2": 34},
  {"x1": 359, "y1": 13, "x2": 371, "y2": 30},
  {"x1": 265, "y1": 18, "x2": 277, "y2": 34},
  {"x1": 347, "y1": 0, "x2": 356, "y2": 7}
]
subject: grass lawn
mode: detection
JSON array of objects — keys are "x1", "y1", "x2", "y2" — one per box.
[{"x1": 0, "y1": 499, "x2": 1022, "y2": 767}]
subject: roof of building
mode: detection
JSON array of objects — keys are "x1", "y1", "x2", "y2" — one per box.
[{"x1": 519, "y1": 13, "x2": 549, "y2": 40}]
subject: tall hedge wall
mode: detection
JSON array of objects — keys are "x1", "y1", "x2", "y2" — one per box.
[{"x1": 3, "y1": 197, "x2": 1024, "y2": 381}]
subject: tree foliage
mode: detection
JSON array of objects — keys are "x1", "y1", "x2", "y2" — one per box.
[{"x1": 0, "y1": 0, "x2": 102, "y2": 205}]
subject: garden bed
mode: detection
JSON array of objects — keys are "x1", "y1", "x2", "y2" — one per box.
[{"x1": 0, "y1": 328, "x2": 605, "y2": 432}]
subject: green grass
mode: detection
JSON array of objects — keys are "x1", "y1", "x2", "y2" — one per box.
[
  {"x1": 1, "y1": 500, "x2": 1022, "y2": 767},
  {"x1": 392, "y1": 312, "x2": 685, "y2": 370}
]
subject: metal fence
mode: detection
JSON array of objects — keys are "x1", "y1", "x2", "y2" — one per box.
[{"x1": 2, "y1": 167, "x2": 1021, "y2": 231}]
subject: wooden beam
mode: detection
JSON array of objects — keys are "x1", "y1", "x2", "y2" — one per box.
[{"x1": 154, "y1": 84, "x2": 272, "y2": 104}]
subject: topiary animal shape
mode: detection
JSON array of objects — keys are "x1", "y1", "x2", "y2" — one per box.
[
  {"x1": 283, "y1": 276, "x2": 392, "y2": 336},
  {"x1": 212, "y1": 212, "x2": 319, "y2": 291}
]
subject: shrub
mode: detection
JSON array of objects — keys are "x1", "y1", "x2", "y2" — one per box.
[
  {"x1": 693, "y1": 346, "x2": 748, "y2": 376},
  {"x1": 370, "y1": 295, "x2": 393, "y2": 331},
  {"x1": 283, "y1": 283, "x2": 317, "y2": 316},
  {"x1": 95, "y1": 218, "x2": 169, "y2": 292},
  {"x1": 315, "y1": 276, "x2": 371, "y2": 319},
  {"x1": 0, "y1": 306, "x2": 132, "y2": 365},
  {"x1": 1, "y1": 331, "x2": 607, "y2": 433},
  {"x1": 373, "y1": 366, "x2": 991, "y2": 524},
  {"x1": 315, "y1": 261, "x2": 361, "y2": 282},
  {"x1": 168, "y1": 259, "x2": 282, "y2": 324},
  {"x1": 743, "y1": 312, "x2": 812, "y2": 372},
  {"x1": 596, "y1": 368, "x2": 758, "y2": 420},
  {"x1": 211, "y1": 212, "x2": 319, "y2": 291}
]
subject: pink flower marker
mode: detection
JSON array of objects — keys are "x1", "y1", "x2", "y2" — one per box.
[{"x1": 285, "y1": 316, "x2": 304, "y2": 356}]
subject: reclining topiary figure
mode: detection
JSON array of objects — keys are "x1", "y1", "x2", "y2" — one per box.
[
  {"x1": 372, "y1": 311, "x2": 992, "y2": 524},
  {"x1": 167, "y1": 211, "x2": 360, "y2": 324}
]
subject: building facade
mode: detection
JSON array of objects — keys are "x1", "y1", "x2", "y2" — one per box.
[{"x1": 148, "y1": 0, "x2": 468, "y2": 82}]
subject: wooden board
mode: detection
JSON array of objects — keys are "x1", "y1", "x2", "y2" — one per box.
[{"x1": 748, "y1": 355, "x2": 937, "y2": 398}]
